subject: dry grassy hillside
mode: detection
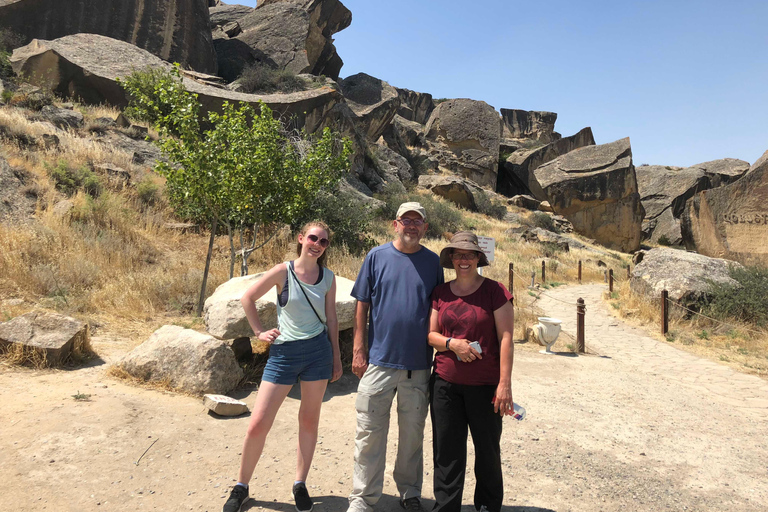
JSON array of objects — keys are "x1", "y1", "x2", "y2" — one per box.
[{"x1": 1, "y1": 99, "x2": 766, "y2": 380}]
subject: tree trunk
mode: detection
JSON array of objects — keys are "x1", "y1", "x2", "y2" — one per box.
[{"x1": 197, "y1": 217, "x2": 218, "y2": 317}]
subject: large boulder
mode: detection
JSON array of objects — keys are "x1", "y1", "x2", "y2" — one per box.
[
  {"x1": 497, "y1": 127, "x2": 595, "y2": 198},
  {"x1": 630, "y1": 247, "x2": 741, "y2": 311},
  {"x1": 395, "y1": 87, "x2": 435, "y2": 125},
  {"x1": 225, "y1": 0, "x2": 351, "y2": 81},
  {"x1": 500, "y1": 109, "x2": 560, "y2": 143},
  {"x1": 117, "y1": 325, "x2": 243, "y2": 394},
  {"x1": 0, "y1": 311, "x2": 89, "y2": 365},
  {"x1": 209, "y1": 3, "x2": 254, "y2": 28},
  {"x1": 418, "y1": 175, "x2": 484, "y2": 211},
  {"x1": 422, "y1": 99, "x2": 500, "y2": 188},
  {"x1": 0, "y1": 0, "x2": 217, "y2": 74},
  {"x1": 361, "y1": 143, "x2": 415, "y2": 193},
  {"x1": 339, "y1": 73, "x2": 401, "y2": 141},
  {"x1": 204, "y1": 272, "x2": 357, "y2": 340},
  {"x1": 0, "y1": 156, "x2": 36, "y2": 223},
  {"x1": 10, "y1": 34, "x2": 343, "y2": 135},
  {"x1": 532, "y1": 138, "x2": 644, "y2": 252},
  {"x1": 681, "y1": 150, "x2": 768, "y2": 267}
]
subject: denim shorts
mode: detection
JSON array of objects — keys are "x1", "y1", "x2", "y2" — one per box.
[{"x1": 262, "y1": 331, "x2": 333, "y2": 385}]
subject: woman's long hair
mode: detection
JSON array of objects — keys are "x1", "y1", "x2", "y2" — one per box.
[{"x1": 296, "y1": 220, "x2": 331, "y2": 268}]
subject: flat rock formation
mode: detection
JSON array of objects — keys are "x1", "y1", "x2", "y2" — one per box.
[
  {"x1": 681, "y1": 150, "x2": 768, "y2": 267},
  {"x1": 0, "y1": 0, "x2": 217, "y2": 74},
  {"x1": 204, "y1": 272, "x2": 357, "y2": 340},
  {"x1": 533, "y1": 137, "x2": 644, "y2": 252},
  {"x1": 395, "y1": 87, "x2": 435, "y2": 125},
  {"x1": 423, "y1": 99, "x2": 501, "y2": 189},
  {"x1": 10, "y1": 34, "x2": 343, "y2": 135},
  {"x1": 418, "y1": 174, "x2": 484, "y2": 211},
  {"x1": 498, "y1": 127, "x2": 595, "y2": 198},
  {"x1": 0, "y1": 311, "x2": 88, "y2": 365},
  {"x1": 118, "y1": 325, "x2": 243, "y2": 394}
]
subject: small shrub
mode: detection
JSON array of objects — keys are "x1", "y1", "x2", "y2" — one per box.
[
  {"x1": 697, "y1": 329, "x2": 709, "y2": 340},
  {"x1": 657, "y1": 234, "x2": 671, "y2": 246},
  {"x1": 137, "y1": 176, "x2": 160, "y2": 206},
  {"x1": 291, "y1": 190, "x2": 376, "y2": 255},
  {"x1": 705, "y1": 265, "x2": 768, "y2": 327},
  {"x1": 611, "y1": 302, "x2": 621, "y2": 310},
  {"x1": 474, "y1": 191, "x2": 507, "y2": 220},
  {"x1": 1, "y1": 89, "x2": 13, "y2": 103},
  {"x1": 528, "y1": 211, "x2": 559, "y2": 233},
  {"x1": 374, "y1": 184, "x2": 463, "y2": 239},
  {"x1": 237, "y1": 63, "x2": 306, "y2": 94},
  {"x1": 0, "y1": 29, "x2": 24, "y2": 81},
  {"x1": 47, "y1": 159, "x2": 102, "y2": 198}
]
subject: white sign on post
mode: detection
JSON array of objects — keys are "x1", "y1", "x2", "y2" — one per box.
[{"x1": 477, "y1": 236, "x2": 495, "y2": 262}]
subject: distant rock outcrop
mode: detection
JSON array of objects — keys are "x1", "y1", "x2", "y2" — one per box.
[
  {"x1": 222, "y1": 0, "x2": 351, "y2": 81},
  {"x1": 497, "y1": 127, "x2": 595, "y2": 198},
  {"x1": 422, "y1": 99, "x2": 500, "y2": 188},
  {"x1": 10, "y1": 34, "x2": 343, "y2": 135},
  {"x1": 209, "y1": 3, "x2": 254, "y2": 28},
  {"x1": 0, "y1": 0, "x2": 217, "y2": 74},
  {"x1": 532, "y1": 138, "x2": 644, "y2": 252},
  {"x1": 681, "y1": 150, "x2": 768, "y2": 267},
  {"x1": 630, "y1": 247, "x2": 741, "y2": 313},
  {"x1": 395, "y1": 88, "x2": 435, "y2": 125},
  {"x1": 500, "y1": 109, "x2": 560, "y2": 143},
  {"x1": 118, "y1": 325, "x2": 243, "y2": 395},
  {"x1": 339, "y1": 73, "x2": 401, "y2": 142}
]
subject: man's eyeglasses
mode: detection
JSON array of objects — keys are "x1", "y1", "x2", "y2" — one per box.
[
  {"x1": 397, "y1": 218, "x2": 425, "y2": 227},
  {"x1": 306, "y1": 234, "x2": 330, "y2": 248},
  {"x1": 450, "y1": 252, "x2": 479, "y2": 261}
]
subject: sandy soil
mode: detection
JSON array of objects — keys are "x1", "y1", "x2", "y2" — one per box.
[{"x1": 2, "y1": 284, "x2": 767, "y2": 512}]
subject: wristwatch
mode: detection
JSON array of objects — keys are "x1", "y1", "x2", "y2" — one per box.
[{"x1": 445, "y1": 337, "x2": 452, "y2": 350}]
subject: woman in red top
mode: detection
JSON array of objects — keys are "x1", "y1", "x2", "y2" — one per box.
[{"x1": 427, "y1": 231, "x2": 515, "y2": 512}]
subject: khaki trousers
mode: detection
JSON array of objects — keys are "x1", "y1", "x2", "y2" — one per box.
[{"x1": 347, "y1": 365, "x2": 430, "y2": 512}]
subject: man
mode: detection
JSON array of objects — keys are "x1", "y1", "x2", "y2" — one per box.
[{"x1": 348, "y1": 202, "x2": 444, "y2": 512}]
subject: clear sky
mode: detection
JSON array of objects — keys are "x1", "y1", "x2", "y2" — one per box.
[{"x1": 238, "y1": 1, "x2": 768, "y2": 168}]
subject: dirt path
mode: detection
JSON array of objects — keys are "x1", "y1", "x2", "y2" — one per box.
[{"x1": 1, "y1": 284, "x2": 767, "y2": 512}]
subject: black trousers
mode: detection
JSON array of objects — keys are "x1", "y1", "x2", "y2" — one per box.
[{"x1": 429, "y1": 375, "x2": 503, "y2": 512}]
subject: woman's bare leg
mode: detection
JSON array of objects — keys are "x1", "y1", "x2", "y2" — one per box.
[
  {"x1": 237, "y1": 381, "x2": 293, "y2": 484},
  {"x1": 295, "y1": 379, "x2": 328, "y2": 481}
]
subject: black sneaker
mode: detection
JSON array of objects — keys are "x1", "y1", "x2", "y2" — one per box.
[
  {"x1": 292, "y1": 482, "x2": 313, "y2": 512},
  {"x1": 223, "y1": 484, "x2": 249, "y2": 512},
  {"x1": 400, "y1": 497, "x2": 427, "y2": 511}
]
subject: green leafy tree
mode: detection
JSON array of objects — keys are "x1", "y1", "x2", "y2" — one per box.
[{"x1": 119, "y1": 66, "x2": 351, "y2": 315}]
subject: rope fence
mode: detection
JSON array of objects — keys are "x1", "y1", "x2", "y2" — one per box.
[{"x1": 662, "y1": 294, "x2": 766, "y2": 337}]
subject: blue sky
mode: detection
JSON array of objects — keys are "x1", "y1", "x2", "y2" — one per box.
[{"x1": 238, "y1": 1, "x2": 768, "y2": 167}]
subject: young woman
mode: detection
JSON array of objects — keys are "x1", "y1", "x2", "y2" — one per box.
[
  {"x1": 223, "y1": 221, "x2": 342, "y2": 512},
  {"x1": 427, "y1": 231, "x2": 515, "y2": 512}
]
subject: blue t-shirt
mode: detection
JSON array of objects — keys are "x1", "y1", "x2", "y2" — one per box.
[{"x1": 351, "y1": 242, "x2": 444, "y2": 370}]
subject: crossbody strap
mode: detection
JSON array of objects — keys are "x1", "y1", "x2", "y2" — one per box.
[{"x1": 288, "y1": 263, "x2": 326, "y2": 327}]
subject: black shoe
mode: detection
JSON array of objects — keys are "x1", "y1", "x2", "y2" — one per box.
[
  {"x1": 292, "y1": 482, "x2": 313, "y2": 512},
  {"x1": 400, "y1": 497, "x2": 427, "y2": 511},
  {"x1": 223, "y1": 484, "x2": 249, "y2": 512}
]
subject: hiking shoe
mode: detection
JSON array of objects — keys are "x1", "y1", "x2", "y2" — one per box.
[
  {"x1": 400, "y1": 497, "x2": 427, "y2": 511},
  {"x1": 223, "y1": 484, "x2": 249, "y2": 512},
  {"x1": 292, "y1": 482, "x2": 313, "y2": 512}
]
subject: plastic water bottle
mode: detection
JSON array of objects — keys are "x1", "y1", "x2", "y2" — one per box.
[{"x1": 512, "y1": 403, "x2": 526, "y2": 421}]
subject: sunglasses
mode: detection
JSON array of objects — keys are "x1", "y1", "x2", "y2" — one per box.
[
  {"x1": 305, "y1": 233, "x2": 329, "y2": 248},
  {"x1": 450, "y1": 252, "x2": 479, "y2": 261},
  {"x1": 397, "y1": 218, "x2": 425, "y2": 227}
]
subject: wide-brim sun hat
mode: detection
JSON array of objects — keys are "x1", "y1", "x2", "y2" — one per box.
[{"x1": 439, "y1": 231, "x2": 490, "y2": 268}]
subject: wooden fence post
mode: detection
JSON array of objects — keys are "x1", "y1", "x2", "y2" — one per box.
[
  {"x1": 541, "y1": 260, "x2": 546, "y2": 283},
  {"x1": 626, "y1": 264, "x2": 631, "y2": 279},
  {"x1": 609, "y1": 269, "x2": 614, "y2": 292},
  {"x1": 530, "y1": 271, "x2": 535, "y2": 288},
  {"x1": 661, "y1": 289, "x2": 669, "y2": 336},
  {"x1": 578, "y1": 260, "x2": 582, "y2": 284},
  {"x1": 577, "y1": 298, "x2": 585, "y2": 353}
]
